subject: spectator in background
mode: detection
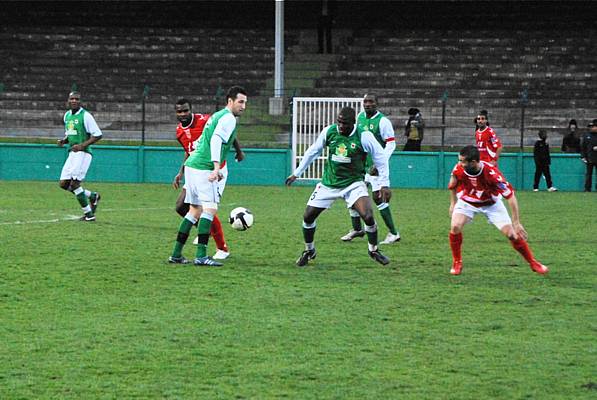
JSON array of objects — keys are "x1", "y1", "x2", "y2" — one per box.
[
  {"x1": 403, "y1": 107, "x2": 424, "y2": 151},
  {"x1": 533, "y1": 129, "x2": 557, "y2": 192},
  {"x1": 561, "y1": 119, "x2": 581, "y2": 153},
  {"x1": 581, "y1": 119, "x2": 597, "y2": 192},
  {"x1": 317, "y1": 0, "x2": 334, "y2": 54}
]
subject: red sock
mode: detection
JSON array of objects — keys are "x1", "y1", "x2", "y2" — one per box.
[
  {"x1": 449, "y1": 232, "x2": 462, "y2": 263},
  {"x1": 210, "y1": 215, "x2": 228, "y2": 251},
  {"x1": 510, "y1": 238, "x2": 535, "y2": 264}
]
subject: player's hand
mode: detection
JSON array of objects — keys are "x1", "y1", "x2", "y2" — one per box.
[
  {"x1": 57, "y1": 139, "x2": 66, "y2": 147},
  {"x1": 172, "y1": 173, "x2": 183, "y2": 189},
  {"x1": 208, "y1": 170, "x2": 222, "y2": 182},
  {"x1": 379, "y1": 187, "x2": 391, "y2": 203},
  {"x1": 285, "y1": 175, "x2": 297, "y2": 186},
  {"x1": 513, "y1": 222, "x2": 528, "y2": 241},
  {"x1": 235, "y1": 151, "x2": 245, "y2": 162},
  {"x1": 581, "y1": 158, "x2": 587, "y2": 164},
  {"x1": 369, "y1": 166, "x2": 379, "y2": 176}
]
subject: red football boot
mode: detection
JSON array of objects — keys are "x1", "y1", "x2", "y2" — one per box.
[
  {"x1": 530, "y1": 261, "x2": 549, "y2": 275},
  {"x1": 450, "y1": 260, "x2": 463, "y2": 275}
]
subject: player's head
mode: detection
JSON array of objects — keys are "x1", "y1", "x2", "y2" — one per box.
[
  {"x1": 589, "y1": 119, "x2": 597, "y2": 133},
  {"x1": 363, "y1": 93, "x2": 378, "y2": 116},
  {"x1": 476, "y1": 112, "x2": 488, "y2": 129},
  {"x1": 226, "y1": 86, "x2": 248, "y2": 117},
  {"x1": 175, "y1": 98, "x2": 192, "y2": 125},
  {"x1": 68, "y1": 91, "x2": 81, "y2": 111},
  {"x1": 538, "y1": 129, "x2": 547, "y2": 140},
  {"x1": 337, "y1": 107, "x2": 356, "y2": 135},
  {"x1": 458, "y1": 145, "x2": 481, "y2": 175}
]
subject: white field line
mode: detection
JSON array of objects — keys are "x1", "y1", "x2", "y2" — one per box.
[{"x1": 0, "y1": 207, "x2": 171, "y2": 226}]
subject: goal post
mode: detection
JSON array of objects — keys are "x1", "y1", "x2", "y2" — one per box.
[{"x1": 291, "y1": 97, "x2": 363, "y2": 180}]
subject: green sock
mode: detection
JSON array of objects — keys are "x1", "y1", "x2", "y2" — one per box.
[
  {"x1": 379, "y1": 205, "x2": 397, "y2": 235},
  {"x1": 195, "y1": 217, "x2": 213, "y2": 259},
  {"x1": 365, "y1": 225, "x2": 378, "y2": 247},
  {"x1": 172, "y1": 217, "x2": 194, "y2": 258}
]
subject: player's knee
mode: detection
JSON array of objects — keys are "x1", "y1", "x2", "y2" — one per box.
[
  {"x1": 175, "y1": 202, "x2": 189, "y2": 218},
  {"x1": 361, "y1": 210, "x2": 375, "y2": 225},
  {"x1": 58, "y1": 180, "x2": 71, "y2": 191},
  {"x1": 450, "y1": 225, "x2": 462, "y2": 234}
]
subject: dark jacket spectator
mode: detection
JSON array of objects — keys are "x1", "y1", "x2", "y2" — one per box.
[
  {"x1": 403, "y1": 108, "x2": 424, "y2": 151},
  {"x1": 562, "y1": 119, "x2": 581, "y2": 153},
  {"x1": 581, "y1": 119, "x2": 597, "y2": 191}
]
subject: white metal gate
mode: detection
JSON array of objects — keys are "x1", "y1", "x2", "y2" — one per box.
[{"x1": 291, "y1": 97, "x2": 363, "y2": 180}]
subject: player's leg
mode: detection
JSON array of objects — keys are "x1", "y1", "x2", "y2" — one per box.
[
  {"x1": 170, "y1": 202, "x2": 201, "y2": 264},
  {"x1": 296, "y1": 205, "x2": 325, "y2": 267},
  {"x1": 449, "y1": 200, "x2": 474, "y2": 275},
  {"x1": 371, "y1": 186, "x2": 401, "y2": 244},
  {"x1": 210, "y1": 215, "x2": 229, "y2": 259},
  {"x1": 487, "y1": 202, "x2": 548, "y2": 275},
  {"x1": 69, "y1": 152, "x2": 95, "y2": 221},
  {"x1": 340, "y1": 176, "x2": 369, "y2": 242},
  {"x1": 175, "y1": 188, "x2": 189, "y2": 218},
  {"x1": 192, "y1": 173, "x2": 224, "y2": 267},
  {"x1": 340, "y1": 207, "x2": 365, "y2": 241},
  {"x1": 352, "y1": 195, "x2": 389, "y2": 265},
  {"x1": 211, "y1": 166, "x2": 229, "y2": 259},
  {"x1": 170, "y1": 167, "x2": 204, "y2": 264},
  {"x1": 297, "y1": 183, "x2": 332, "y2": 266}
]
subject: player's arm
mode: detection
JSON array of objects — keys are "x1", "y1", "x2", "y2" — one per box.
[
  {"x1": 233, "y1": 138, "x2": 245, "y2": 161},
  {"x1": 448, "y1": 174, "x2": 458, "y2": 217},
  {"x1": 209, "y1": 114, "x2": 235, "y2": 182},
  {"x1": 286, "y1": 129, "x2": 326, "y2": 185},
  {"x1": 58, "y1": 112, "x2": 69, "y2": 146},
  {"x1": 504, "y1": 194, "x2": 528, "y2": 241},
  {"x1": 173, "y1": 151, "x2": 189, "y2": 189}
]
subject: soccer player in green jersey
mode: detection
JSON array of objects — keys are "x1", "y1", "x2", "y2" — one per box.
[
  {"x1": 57, "y1": 91, "x2": 102, "y2": 221},
  {"x1": 286, "y1": 107, "x2": 391, "y2": 267},
  {"x1": 341, "y1": 94, "x2": 401, "y2": 245},
  {"x1": 168, "y1": 86, "x2": 247, "y2": 267}
]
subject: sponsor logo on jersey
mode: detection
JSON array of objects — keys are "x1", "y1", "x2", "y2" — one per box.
[{"x1": 331, "y1": 143, "x2": 351, "y2": 163}]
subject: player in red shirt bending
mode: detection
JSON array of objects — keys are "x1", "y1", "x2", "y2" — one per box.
[
  {"x1": 173, "y1": 98, "x2": 244, "y2": 260},
  {"x1": 475, "y1": 112, "x2": 502, "y2": 165},
  {"x1": 447, "y1": 145, "x2": 548, "y2": 276}
]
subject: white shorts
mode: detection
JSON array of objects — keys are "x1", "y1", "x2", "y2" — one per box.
[
  {"x1": 183, "y1": 164, "x2": 228, "y2": 196},
  {"x1": 307, "y1": 181, "x2": 369, "y2": 209},
  {"x1": 365, "y1": 173, "x2": 385, "y2": 192},
  {"x1": 453, "y1": 198, "x2": 512, "y2": 229},
  {"x1": 183, "y1": 166, "x2": 224, "y2": 210},
  {"x1": 60, "y1": 151, "x2": 92, "y2": 181}
]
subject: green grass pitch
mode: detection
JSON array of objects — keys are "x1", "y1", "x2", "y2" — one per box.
[{"x1": 1, "y1": 181, "x2": 595, "y2": 399}]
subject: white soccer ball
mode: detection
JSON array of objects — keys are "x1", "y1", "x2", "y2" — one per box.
[{"x1": 229, "y1": 207, "x2": 254, "y2": 231}]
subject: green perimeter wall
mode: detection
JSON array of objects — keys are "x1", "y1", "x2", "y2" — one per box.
[{"x1": 0, "y1": 143, "x2": 588, "y2": 191}]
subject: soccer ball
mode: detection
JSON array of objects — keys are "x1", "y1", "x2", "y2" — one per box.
[{"x1": 229, "y1": 207, "x2": 254, "y2": 231}]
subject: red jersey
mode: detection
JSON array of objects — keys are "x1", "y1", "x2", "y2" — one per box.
[
  {"x1": 176, "y1": 113, "x2": 210, "y2": 155},
  {"x1": 449, "y1": 161, "x2": 514, "y2": 206},
  {"x1": 475, "y1": 126, "x2": 502, "y2": 164}
]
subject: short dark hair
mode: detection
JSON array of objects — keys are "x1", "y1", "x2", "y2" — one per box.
[
  {"x1": 226, "y1": 86, "x2": 247, "y2": 102},
  {"x1": 175, "y1": 98, "x2": 191, "y2": 108},
  {"x1": 538, "y1": 129, "x2": 547, "y2": 136},
  {"x1": 339, "y1": 107, "x2": 356, "y2": 123},
  {"x1": 460, "y1": 145, "x2": 480, "y2": 162}
]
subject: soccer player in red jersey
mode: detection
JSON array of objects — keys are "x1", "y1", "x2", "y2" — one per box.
[
  {"x1": 447, "y1": 145, "x2": 548, "y2": 276},
  {"x1": 475, "y1": 112, "x2": 502, "y2": 165},
  {"x1": 172, "y1": 98, "x2": 244, "y2": 260}
]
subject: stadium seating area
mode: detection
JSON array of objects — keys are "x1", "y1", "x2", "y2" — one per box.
[{"x1": 0, "y1": 2, "x2": 595, "y2": 148}]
